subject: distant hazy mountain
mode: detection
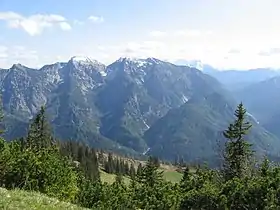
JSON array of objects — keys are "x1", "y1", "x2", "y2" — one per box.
[
  {"x1": 0, "y1": 56, "x2": 278, "y2": 164},
  {"x1": 173, "y1": 59, "x2": 204, "y2": 70},
  {"x1": 205, "y1": 67, "x2": 280, "y2": 91},
  {"x1": 234, "y1": 76, "x2": 280, "y2": 139},
  {"x1": 172, "y1": 59, "x2": 280, "y2": 91}
]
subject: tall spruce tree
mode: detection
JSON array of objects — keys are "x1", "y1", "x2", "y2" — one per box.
[
  {"x1": 0, "y1": 98, "x2": 5, "y2": 152},
  {"x1": 0, "y1": 98, "x2": 4, "y2": 136},
  {"x1": 26, "y1": 106, "x2": 54, "y2": 151},
  {"x1": 136, "y1": 156, "x2": 163, "y2": 187},
  {"x1": 136, "y1": 163, "x2": 143, "y2": 176},
  {"x1": 223, "y1": 103, "x2": 253, "y2": 180},
  {"x1": 105, "y1": 153, "x2": 115, "y2": 173},
  {"x1": 129, "y1": 164, "x2": 136, "y2": 178}
]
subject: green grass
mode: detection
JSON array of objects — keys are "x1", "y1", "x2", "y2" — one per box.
[
  {"x1": 163, "y1": 170, "x2": 183, "y2": 183},
  {"x1": 100, "y1": 169, "x2": 183, "y2": 184},
  {"x1": 100, "y1": 170, "x2": 130, "y2": 185},
  {"x1": 0, "y1": 188, "x2": 87, "y2": 210}
]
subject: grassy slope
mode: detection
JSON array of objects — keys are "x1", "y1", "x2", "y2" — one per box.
[
  {"x1": 162, "y1": 170, "x2": 183, "y2": 183},
  {"x1": 100, "y1": 170, "x2": 131, "y2": 185},
  {"x1": 100, "y1": 168, "x2": 183, "y2": 184},
  {"x1": 0, "y1": 188, "x2": 87, "y2": 210},
  {"x1": 99, "y1": 153, "x2": 184, "y2": 184}
]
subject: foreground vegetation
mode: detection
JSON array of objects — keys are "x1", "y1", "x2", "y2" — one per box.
[
  {"x1": 0, "y1": 188, "x2": 87, "y2": 210},
  {"x1": 2, "y1": 103, "x2": 280, "y2": 209}
]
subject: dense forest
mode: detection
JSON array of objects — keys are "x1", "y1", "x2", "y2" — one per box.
[{"x1": 1, "y1": 103, "x2": 280, "y2": 209}]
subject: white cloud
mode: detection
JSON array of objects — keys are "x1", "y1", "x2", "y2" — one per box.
[
  {"x1": 59, "y1": 22, "x2": 72, "y2": 31},
  {"x1": 88, "y1": 15, "x2": 104, "y2": 23},
  {"x1": 0, "y1": 46, "x2": 7, "y2": 52},
  {"x1": 0, "y1": 45, "x2": 40, "y2": 68},
  {"x1": 95, "y1": 41, "x2": 167, "y2": 63},
  {"x1": 0, "y1": 46, "x2": 7, "y2": 59},
  {"x1": 0, "y1": 11, "x2": 21, "y2": 20},
  {"x1": 92, "y1": 29, "x2": 280, "y2": 70},
  {"x1": 149, "y1": 29, "x2": 212, "y2": 39},
  {"x1": 0, "y1": 11, "x2": 72, "y2": 35},
  {"x1": 73, "y1": 20, "x2": 84, "y2": 25},
  {"x1": 149, "y1": 30, "x2": 166, "y2": 37},
  {"x1": 0, "y1": 54, "x2": 7, "y2": 59},
  {"x1": 4, "y1": 26, "x2": 280, "y2": 70},
  {"x1": 174, "y1": 29, "x2": 202, "y2": 37},
  {"x1": 228, "y1": 48, "x2": 241, "y2": 54}
]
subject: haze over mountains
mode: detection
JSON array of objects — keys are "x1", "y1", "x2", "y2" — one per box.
[
  {"x1": 1, "y1": 56, "x2": 280, "y2": 165},
  {"x1": 175, "y1": 59, "x2": 280, "y2": 90}
]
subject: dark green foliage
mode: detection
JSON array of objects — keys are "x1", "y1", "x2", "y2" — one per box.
[
  {"x1": 103, "y1": 153, "x2": 133, "y2": 177},
  {"x1": 75, "y1": 173, "x2": 103, "y2": 209},
  {"x1": 0, "y1": 107, "x2": 78, "y2": 202},
  {"x1": 136, "y1": 156, "x2": 163, "y2": 187},
  {"x1": 137, "y1": 163, "x2": 143, "y2": 175},
  {"x1": 26, "y1": 106, "x2": 54, "y2": 151},
  {"x1": 129, "y1": 163, "x2": 136, "y2": 178},
  {"x1": 104, "y1": 153, "x2": 114, "y2": 173},
  {"x1": 223, "y1": 103, "x2": 253, "y2": 180},
  {"x1": 59, "y1": 141, "x2": 100, "y2": 181},
  {"x1": 129, "y1": 156, "x2": 180, "y2": 209}
]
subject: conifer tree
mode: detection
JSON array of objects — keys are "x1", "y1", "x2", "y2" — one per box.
[
  {"x1": 124, "y1": 161, "x2": 130, "y2": 175},
  {"x1": 137, "y1": 156, "x2": 163, "y2": 187},
  {"x1": 179, "y1": 156, "x2": 185, "y2": 167},
  {"x1": 129, "y1": 164, "x2": 136, "y2": 178},
  {"x1": 0, "y1": 98, "x2": 4, "y2": 136},
  {"x1": 26, "y1": 106, "x2": 54, "y2": 151},
  {"x1": 137, "y1": 163, "x2": 143, "y2": 175},
  {"x1": 181, "y1": 167, "x2": 190, "y2": 185},
  {"x1": 115, "y1": 173, "x2": 123, "y2": 184},
  {"x1": 120, "y1": 159, "x2": 125, "y2": 175},
  {"x1": 77, "y1": 145, "x2": 86, "y2": 163},
  {"x1": 105, "y1": 153, "x2": 115, "y2": 173},
  {"x1": 115, "y1": 158, "x2": 120, "y2": 174},
  {"x1": 98, "y1": 150, "x2": 105, "y2": 165},
  {"x1": 174, "y1": 155, "x2": 179, "y2": 166},
  {"x1": 223, "y1": 103, "x2": 253, "y2": 180}
]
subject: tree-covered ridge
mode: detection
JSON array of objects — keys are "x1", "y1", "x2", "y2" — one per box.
[{"x1": 2, "y1": 103, "x2": 280, "y2": 209}]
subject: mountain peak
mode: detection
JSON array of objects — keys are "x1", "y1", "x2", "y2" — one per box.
[
  {"x1": 146, "y1": 57, "x2": 163, "y2": 64},
  {"x1": 70, "y1": 56, "x2": 99, "y2": 64},
  {"x1": 69, "y1": 56, "x2": 105, "y2": 69},
  {"x1": 11, "y1": 63, "x2": 32, "y2": 70},
  {"x1": 116, "y1": 56, "x2": 142, "y2": 62},
  {"x1": 115, "y1": 57, "x2": 164, "y2": 67}
]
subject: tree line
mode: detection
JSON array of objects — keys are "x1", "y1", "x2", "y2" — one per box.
[{"x1": 1, "y1": 103, "x2": 280, "y2": 209}]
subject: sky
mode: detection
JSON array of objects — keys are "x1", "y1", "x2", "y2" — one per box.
[{"x1": 1, "y1": 0, "x2": 280, "y2": 70}]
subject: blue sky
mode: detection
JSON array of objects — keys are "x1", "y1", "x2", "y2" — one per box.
[{"x1": 0, "y1": 0, "x2": 280, "y2": 69}]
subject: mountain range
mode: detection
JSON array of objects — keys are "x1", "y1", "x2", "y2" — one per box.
[
  {"x1": 1, "y1": 56, "x2": 280, "y2": 165},
  {"x1": 174, "y1": 59, "x2": 280, "y2": 90},
  {"x1": 232, "y1": 76, "x2": 280, "y2": 139}
]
